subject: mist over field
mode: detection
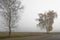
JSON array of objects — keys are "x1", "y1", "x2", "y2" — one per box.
[{"x1": 0, "y1": 0, "x2": 60, "y2": 32}]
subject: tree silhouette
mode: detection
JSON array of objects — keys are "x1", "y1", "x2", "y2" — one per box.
[
  {"x1": 0, "y1": 0, "x2": 23, "y2": 37},
  {"x1": 36, "y1": 10, "x2": 57, "y2": 33}
]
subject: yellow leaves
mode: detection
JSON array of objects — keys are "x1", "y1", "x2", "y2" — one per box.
[{"x1": 48, "y1": 26, "x2": 53, "y2": 32}]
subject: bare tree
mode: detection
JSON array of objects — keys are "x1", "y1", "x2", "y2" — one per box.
[
  {"x1": 36, "y1": 10, "x2": 57, "y2": 33},
  {"x1": 0, "y1": 0, "x2": 23, "y2": 37}
]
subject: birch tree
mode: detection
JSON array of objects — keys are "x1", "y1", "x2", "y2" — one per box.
[{"x1": 36, "y1": 10, "x2": 57, "y2": 33}]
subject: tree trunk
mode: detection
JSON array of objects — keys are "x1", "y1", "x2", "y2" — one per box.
[
  {"x1": 8, "y1": 8, "x2": 11, "y2": 37},
  {"x1": 9, "y1": 26, "x2": 11, "y2": 37},
  {"x1": 8, "y1": 16, "x2": 11, "y2": 37},
  {"x1": 46, "y1": 26, "x2": 49, "y2": 34},
  {"x1": 47, "y1": 29, "x2": 49, "y2": 34}
]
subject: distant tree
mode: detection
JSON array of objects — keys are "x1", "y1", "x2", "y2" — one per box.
[
  {"x1": 47, "y1": 10, "x2": 57, "y2": 33},
  {"x1": 36, "y1": 10, "x2": 57, "y2": 33},
  {"x1": 0, "y1": 0, "x2": 23, "y2": 37}
]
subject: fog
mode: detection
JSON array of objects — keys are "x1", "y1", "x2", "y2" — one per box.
[{"x1": 0, "y1": 0, "x2": 60, "y2": 32}]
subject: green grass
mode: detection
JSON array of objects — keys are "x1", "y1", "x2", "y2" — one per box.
[
  {"x1": 0, "y1": 33, "x2": 47, "y2": 39},
  {"x1": 0, "y1": 32, "x2": 60, "y2": 39},
  {"x1": 0, "y1": 33, "x2": 33, "y2": 39},
  {"x1": 10, "y1": 34, "x2": 33, "y2": 38}
]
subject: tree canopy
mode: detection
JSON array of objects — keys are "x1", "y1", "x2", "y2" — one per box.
[{"x1": 36, "y1": 10, "x2": 57, "y2": 33}]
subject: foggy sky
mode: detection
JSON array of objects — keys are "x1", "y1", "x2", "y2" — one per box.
[
  {"x1": 15, "y1": 0, "x2": 60, "y2": 32},
  {"x1": 0, "y1": 0, "x2": 60, "y2": 32}
]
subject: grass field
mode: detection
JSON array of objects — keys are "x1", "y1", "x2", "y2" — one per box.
[
  {"x1": 0, "y1": 32, "x2": 60, "y2": 39},
  {"x1": 0, "y1": 33, "x2": 32, "y2": 39}
]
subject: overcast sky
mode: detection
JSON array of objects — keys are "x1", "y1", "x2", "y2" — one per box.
[
  {"x1": 14, "y1": 0, "x2": 60, "y2": 32},
  {"x1": 0, "y1": 0, "x2": 60, "y2": 32}
]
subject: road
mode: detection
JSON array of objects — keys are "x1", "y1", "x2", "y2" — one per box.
[{"x1": 1, "y1": 34, "x2": 60, "y2": 40}]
